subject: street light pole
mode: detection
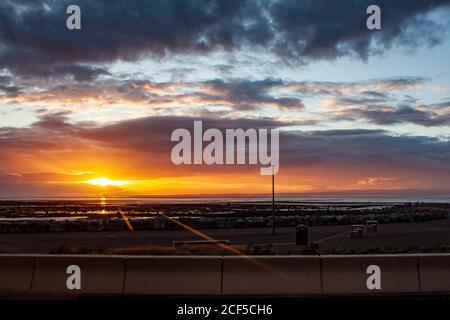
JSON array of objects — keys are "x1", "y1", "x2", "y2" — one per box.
[{"x1": 272, "y1": 165, "x2": 275, "y2": 235}]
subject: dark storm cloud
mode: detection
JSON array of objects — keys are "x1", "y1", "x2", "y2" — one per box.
[
  {"x1": 0, "y1": 0, "x2": 449, "y2": 78},
  {"x1": 203, "y1": 78, "x2": 305, "y2": 110},
  {"x1": 0, "y1": 47, "x2": 110, "y2": 81},
  {"x1": 0, "y1": 111, "x2": 88, "y2": 150},
  {"x1": 434, "y1": 100, "x2": 450, "y2": 108},
  {"x1": 0, "y1": 75, "x2": 12, "y2": 84},
  {"x1": 0, "y1": 112, "x2": 294, "y2": 154},
  {"x1": 363, "y1": 105, "x2": 450, "y2": 126},
  {"x1": 286, "y1": 77, "x2": 427, "y2": 97},
  {"x1": 0, "y1": 0, "x2": 260, "y2": 79},
  {"x1": 280, "y1": 128, "x2": 450, "y2": 171},
  {"x1": 1, "y1": 77, "x2": 306, "y2": 111},
  {"x1": 79, "y1": 115, "x2": 295, "y2": 153},
  {"x1": 3, "y1": 76, "x2": 424, "y2": 112},
  {"x1": 371, "y1": 77, "x2": 427, "y2": 88},
  {"x1": 334, "y1": 105, "x2": 450, "y2": 127},
  {"x1": 337, "y1": 96, "x2": 388, "y2": 106},
  {"x1": 361, "y1": 91, "x2": 389, "y2": 99},
  {"x1": 1, "y1": 114, "x2": 449, "y2": 174},
  {"x1": 315, "y1": 76, "x2": 450, "y2": 127},
  {"x1": 0, "y1": 84, "x2": 21, "y2": 96},
  {"x1": 0, "y1": 75, "x2": 21, "y2": 95},
  {"x1": 269, "y1": 0, "x2": 450, "y2": 60},
  {"x1": 31, "y1": 110, "x2": 80, "y2": 132}
]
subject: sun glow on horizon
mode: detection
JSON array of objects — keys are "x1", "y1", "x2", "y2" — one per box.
[{"x1": 85, "y1": 177, "x2": 131, "y2": 187}]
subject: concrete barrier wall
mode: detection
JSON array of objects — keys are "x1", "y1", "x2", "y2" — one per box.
[
  {"x1": 31, "y1": 255, "x2": 126, "y2": 296},
  {"x1": 0, "y1": 254, "x2": 449, "y2": 297},
  {"x1": 0, "y1": 255, "x2": 34, "y2": 295},
  {"x1": 222, "y1": 256, "x2": 321, "y2": 295},
  {"x1": 321, "y1": 255, "x2": 420, "y2": 294},
  {"x1": 418, "y1": 254, "x2": 450, "y2": 293},
  {"x1": 125, "y1": 256, "x2": 222, "y2": 295}
]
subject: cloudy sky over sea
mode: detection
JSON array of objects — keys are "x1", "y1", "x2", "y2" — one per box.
[{"x1": 0, "y1": 0, "x2": 450, "y2": 197}]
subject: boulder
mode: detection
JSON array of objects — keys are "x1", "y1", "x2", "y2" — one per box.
[
  {"x1": 86, "y1": 219, "x2": 104, "y2": 232},
  {"x1": 217, "y1": 218, "x2": 236, "y2": 229},
  {"x1": 336, "y1": 215, "x2": 350, "y2": 225},
  {"x1": 129, "y1": 218, "x2": 148, "y2": 231},
  {"x1": 66, "y1": 220, "x2": 89, "y2": 232},
  {"x1": 49, "y1": 220, "x2": 69, "y2": 232},
  {"x1": 350, "y1": 215, "x2": 363, "y2": 224},
  {"x1": 284, "y1": 216, "x2": 297, "y2": 227},
  {"x1": 308, "y1": 216, "x2": 319, "y2": 226},
  {"x1": 180, "y1": 217, "x2": 200, "y2": 229},
  {"x1": 198, "y1": 217, "x2": 217, "y2": 229},
  {"x1": 246, "y1": 217, "x2": 265, "y2": 228},
  {"x1": 0, "y1": 222, "x2": 10, "y2": 233},
  {"x1": 275, "y1": 216, "x2": 290, "y2": 227},
  {"x1": 235, "y1": 218, "x2": 248, "y2": 228},
  {"x1": 24, "y1": 221, "x2": 50, "y2": 233},
  {"x1": 294, "y1": 215, "x2": 303, "y2": 225},
  {"x1": 166, "y1": 218, "x2": 181, "y2": 230},
  {"x1": 152, "y1": 217, "x2": 167, "y2": 229},
  {"x1": 7, "y1": 222, "x2": 26, "y2": 233},
  {"x1": 104, "y1": 218, "x2": 127, "y2": 231}
]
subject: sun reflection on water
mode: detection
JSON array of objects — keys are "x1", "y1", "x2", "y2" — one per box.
[{"x1": 100, "y1": 197, "x2": 106, "y2": 214}]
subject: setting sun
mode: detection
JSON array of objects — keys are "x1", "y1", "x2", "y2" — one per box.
[{"x1": 85, "y1": 177, "x2": 131, "y2": 187}]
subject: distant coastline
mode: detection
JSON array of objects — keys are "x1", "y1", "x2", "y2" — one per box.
[{"x1": 1, "y1": 195, "x2": 450, "y2": 204}]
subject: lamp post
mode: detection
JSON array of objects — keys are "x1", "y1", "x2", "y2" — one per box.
[{"x1": 272, "y1": 165, "x2": 275, "y2": 235}]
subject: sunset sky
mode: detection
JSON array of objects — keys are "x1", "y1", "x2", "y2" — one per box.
[{"x1": 1, "y1": 0, "x2": 450, "y2": 197}]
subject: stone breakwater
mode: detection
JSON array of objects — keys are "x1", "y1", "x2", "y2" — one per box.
[{"x1": 0, "y1": 211, "x2": 448, "y2": 234}]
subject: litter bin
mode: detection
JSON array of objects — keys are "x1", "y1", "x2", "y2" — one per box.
[{"x1": 295, "y1": 224, "x2": 308, "y2": 245}]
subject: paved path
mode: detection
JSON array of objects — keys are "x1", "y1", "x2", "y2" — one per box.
[
  {"x1": 0, "y1": 224, "x2": 348, "y2": 253},
  {"x1": 0, "y1": 219, "x2": 448, "y2": 253}
]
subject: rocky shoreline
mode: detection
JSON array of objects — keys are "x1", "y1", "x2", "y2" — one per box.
[{"x1": 0, "y1": 211, "x2": 448, "y2": 234}]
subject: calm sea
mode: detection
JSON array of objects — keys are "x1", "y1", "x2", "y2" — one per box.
[{"x1": 1, "y1": 196, "x2": 450, "y2": 204}]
